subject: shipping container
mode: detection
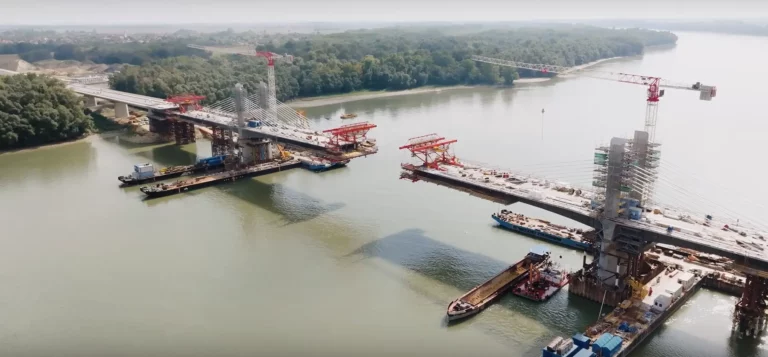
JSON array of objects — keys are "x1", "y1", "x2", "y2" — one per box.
[
  {"x1": 572, "y1": 333, "x2": 591, "y2": 349},
  {"x1": 573, "y1": 348, "x2": 596, "y2": 357},
  {"x1": 135, "y1": 163, "x2": 154, "y2": 173},
  {"x1": 601, "y1": 335, "x2": 623, "y2": 357},
  {"x1": 591, "y1": 333, "x2": 613, "y2": 353}
]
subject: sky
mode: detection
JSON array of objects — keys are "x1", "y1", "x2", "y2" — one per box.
[{"x1": 2, "y1": 0, "x2": 768, "y2": 25}]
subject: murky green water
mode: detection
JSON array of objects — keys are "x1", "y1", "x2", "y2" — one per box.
[{"x1": 0, "y1": 32, "x2": 766, "y2": 357}]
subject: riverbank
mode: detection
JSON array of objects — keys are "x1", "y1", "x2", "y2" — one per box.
[
  {"x1": 288, "y1": 56, "x2": 622, "y2": 108},
  {"x1": 0, "y1": 135, "x2": 93, "y2": 155}
]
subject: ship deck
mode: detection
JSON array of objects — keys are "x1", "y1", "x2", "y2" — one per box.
[
  {"x1": 583, "y1": 267, "x2": 703, "y2": 357},
  {"x1": 462, "y1": 261, "x2": 529, "y2": 306},
  {"x1": 495, "y1": 211, "x2": 592, "y2": 244}
]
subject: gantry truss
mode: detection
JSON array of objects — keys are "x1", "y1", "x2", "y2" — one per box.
[
  {"x1": 398, "y1": 134, "x2": 461, "y2": 170},
  {"x1": 322, "y1": 122, "x2": 378, "y2": 154}
]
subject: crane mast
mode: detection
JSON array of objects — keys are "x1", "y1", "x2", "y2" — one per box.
[
  {"x1": 187, "y1": 44, "x2": 293, "y2": 123},
  {"x1": 471, "y1": 54, "x2": 717, "y2": 205}
]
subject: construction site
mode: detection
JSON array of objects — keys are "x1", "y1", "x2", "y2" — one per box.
[
  {"x1": 398, "y1": 56, "x2": 768, "y2": 356},
  {"x1": 67, "y1": 46, "x2": 766, "y2": 356},
  {"x1": 75, "y1": 46, "x2": 379, "y2": 197}
]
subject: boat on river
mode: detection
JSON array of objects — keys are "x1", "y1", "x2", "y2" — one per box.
[{"x1": 447, "y1": 246, "x2": 550, "y2": 321}]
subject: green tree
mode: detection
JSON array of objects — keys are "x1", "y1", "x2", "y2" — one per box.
[{"x1": 0, "y1": 73, "x2": 92, "y2": 149}]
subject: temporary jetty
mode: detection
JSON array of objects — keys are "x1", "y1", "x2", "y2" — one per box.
[
  {"x1": 140, "y1": 159, "x2": 301, "y2": 198},
  {"x1": 447, "y1": 246, "x2": 550, "y2": 321}
]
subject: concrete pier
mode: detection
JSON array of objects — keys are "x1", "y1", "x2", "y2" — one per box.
[
  {"x1": 114, "y1": 102, "x2": 129, "y2": 119},
  {"x1": 84, "y1": 95, "x2": 98, "y2": 107}
]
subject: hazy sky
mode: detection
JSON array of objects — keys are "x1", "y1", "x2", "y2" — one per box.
[{"x1": 3, "y1": 0, "x2": 768, "y2": 25}]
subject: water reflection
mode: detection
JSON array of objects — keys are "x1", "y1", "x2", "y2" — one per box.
[{"x1": 0, "y1": 140, "x2": 97, "y2": 183}]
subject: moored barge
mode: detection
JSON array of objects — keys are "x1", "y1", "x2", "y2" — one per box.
[
  {"x1": 447, "y1": 246, "x2": 550, "y2": 321},
  {"x1": 140, "y1": 159, "x2": 301, "y2": 198},
  {"x1": 118, "y1": 155, "x2": 227, "y2": 186},
  {"x1": 492, "y1": 210, "x2": 595, "y2": 252}
]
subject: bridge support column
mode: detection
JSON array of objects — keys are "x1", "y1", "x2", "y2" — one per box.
[
  {"x1": 733, "y1": 274, "x2": 768, "y2": 337},
  {"x1": 114, "y1": 102, "x2": 129, "y2": 119},
  {"x1": 172, "y1": 121, "x2": 196, "y2": 145},
  {"x1": 211, "y1": 127, "x2": 232, "y2": 156},
  {"x1": 84, "y1": 95, "x2": 98, "y2": 107}
]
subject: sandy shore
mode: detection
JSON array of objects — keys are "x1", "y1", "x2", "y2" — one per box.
[{"x1": 288, "y1": 56, "x2": 621, "y2": 108}]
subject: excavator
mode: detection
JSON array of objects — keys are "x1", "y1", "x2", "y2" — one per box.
[
  {"x1": 276, "y1": 144, "x2": 292, "y2": 161},
  {"x1": 619, "y1": 277, "x2": 649, "y2": 309}
]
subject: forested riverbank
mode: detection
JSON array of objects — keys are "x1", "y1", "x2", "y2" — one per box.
[{"x1": 109, "y1": 25, "x2": 677, "y2": 104}]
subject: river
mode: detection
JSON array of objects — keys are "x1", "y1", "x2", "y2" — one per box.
[{"x1": 0, "y1": 31, "x2": 766, "y2": 357}]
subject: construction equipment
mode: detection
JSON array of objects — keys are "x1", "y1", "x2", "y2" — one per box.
[
  {"x1": 276, "y1": 144, "x2": 292, "y2": 160},
  {"x1": 627, "y1": 277, "x2": 649, "y2": 301},
  {"x1": 187, "y1": 44, "x2": 293, "y2": 123},
  {"x1": 471, "y1": 55, "x2": 717, "y2": 144},
  {"x1": 166, "y1": 95, "x2": 206, "y2": 113}
]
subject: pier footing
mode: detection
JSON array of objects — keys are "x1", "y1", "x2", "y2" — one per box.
[
  {"x1": 733, "y1": 274, "x2": 768, "y2": 337},
  {"x1": 568, "y1": 269, "x2": 629, "y2": 308}
]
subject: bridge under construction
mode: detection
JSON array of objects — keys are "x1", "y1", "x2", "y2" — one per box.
[{"x1": 400, "y1": 131, "x2": 768, "y2": 339}]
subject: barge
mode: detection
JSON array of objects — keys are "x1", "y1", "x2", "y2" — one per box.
[
  {"x1": 118, "y1": 155, "x2": 227, "y2": 186},
  {"x1": 512, "y1": 260, "x2": 570, "y2": 302},
  {"x1": 492, "y1": 210, "x2": 595, "y2": 252},
  {"x1": 140, "y1": 159, "x2": 302, "y2": 198},
  {"x1": 447, "y1": 246, "x2": 550, "y2": 321},
  {"x1": 542, "y1": 265, "x2": 703, "y2": 357}
]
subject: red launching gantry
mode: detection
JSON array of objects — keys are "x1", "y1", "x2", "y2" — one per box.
[
  {"x1": 166, "y1": 95, "x2": 206, "y2": 113},
  {"x1": 399, "y1": 133, "x2": 461, "y2": 170},
  {"x1": 322, "y1": 122, "x2": 378, "y2": 154}
]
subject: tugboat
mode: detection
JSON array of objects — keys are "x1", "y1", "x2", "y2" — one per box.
[{"x1": 512, "y1": 258, "x2": 570, "y2": 302}]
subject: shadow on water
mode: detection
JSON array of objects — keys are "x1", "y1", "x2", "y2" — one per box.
[
  {"x1": 133, "y1": 142, "x2": 198, "y2": 166},
  {"x1": 346, "y1": 229, "x2": 600, "y2": 325},
  {"x1": 130, "y1": 143, "x2": 345, "y2": 225},
  {"x1": 218, "y1": 177, "x2": 345, "y2": 226}
]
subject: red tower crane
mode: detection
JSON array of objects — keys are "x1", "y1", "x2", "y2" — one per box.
[
  {"x1": 187, "y1": 44, "x2": 293, "y2": 122},
  {"x1": 471, "y1": 55, "x2": 717, "y2": 144}
]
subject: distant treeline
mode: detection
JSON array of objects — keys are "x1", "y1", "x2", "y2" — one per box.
[
  {"x1": 589, "y1": 20, "x2": 768, "y2": 37},
  {"x1": 0, "y1": 41, "x2": 209, "y2": 64},
  {"x1": 109, "y1": 25, "x2": 678, "y2": 103}
]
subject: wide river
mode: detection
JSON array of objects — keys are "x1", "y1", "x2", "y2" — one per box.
[{"x1": 1, "y1": 32, "x2": 767, "y2": 357}]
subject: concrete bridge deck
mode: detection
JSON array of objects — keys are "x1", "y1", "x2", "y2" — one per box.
[
  {"x1": 67, "y1": 84, "x2": 178, "y2": 110},
  {"x1": 402, "y1": 162, "x2": 768, "y2": 272}
]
